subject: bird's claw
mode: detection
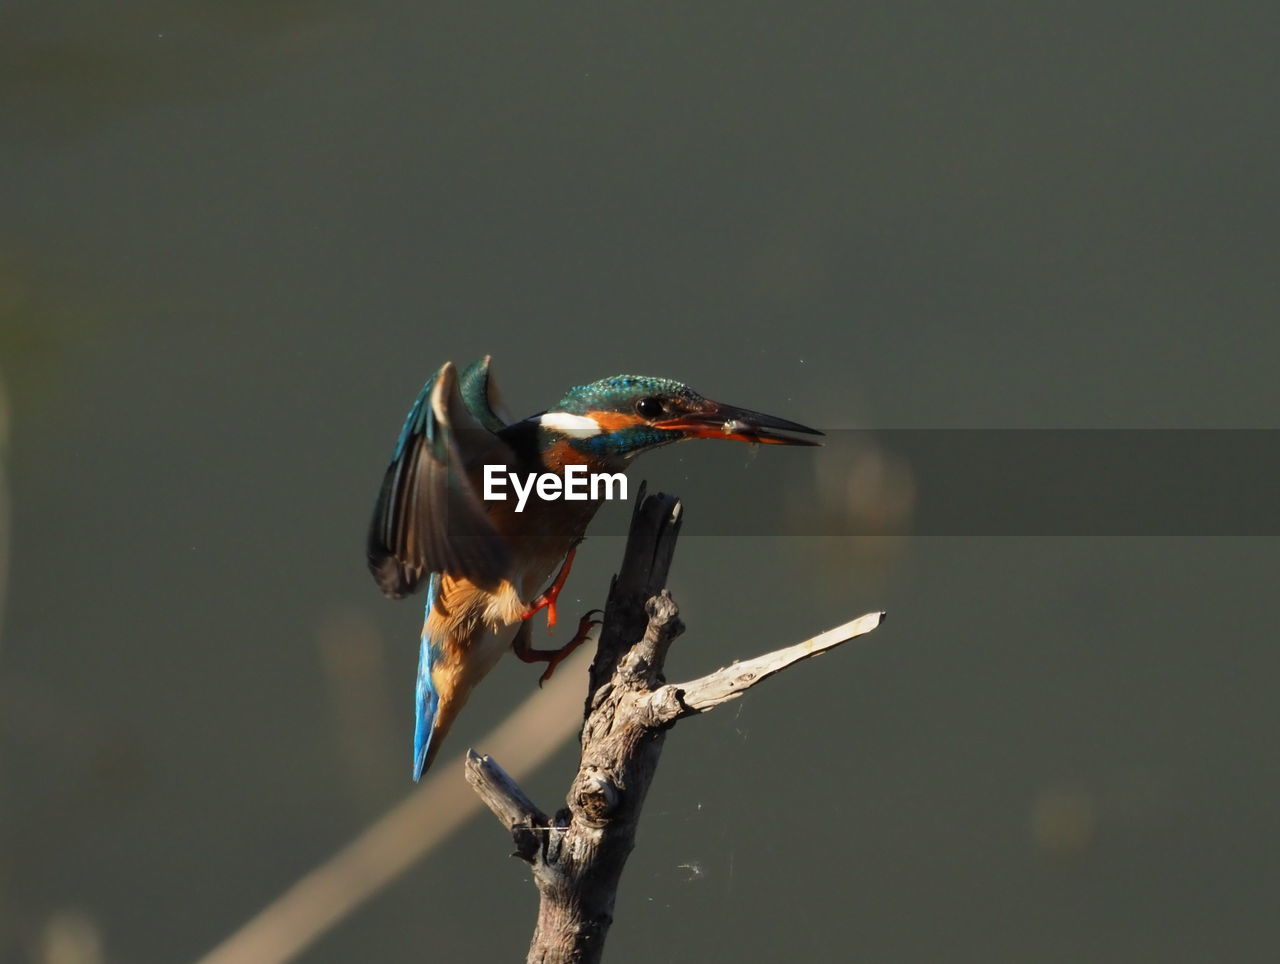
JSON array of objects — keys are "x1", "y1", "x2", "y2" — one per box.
[{"x1": 537, "y1": 610, "x2": 603, "y2": 687}]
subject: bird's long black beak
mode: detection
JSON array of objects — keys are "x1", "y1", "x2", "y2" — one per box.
[{"x1": 653, "y1": 399, "x2": 824, "y2": 446}]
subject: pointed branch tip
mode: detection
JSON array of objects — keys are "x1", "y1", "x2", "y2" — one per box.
[{"x1": 651, "y1": 610, "x2": 886, "y2": 719}]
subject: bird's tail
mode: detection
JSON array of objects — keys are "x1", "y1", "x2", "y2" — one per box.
[
  {"x1": 413, "y1": 630, "x2": 509, "y2": 781},
  {"x1": 413, "y1": 631, "x2": 445, "y2": 780},
  {"x1": 413, "y1": 577, "x2": 508, "y2": 781}
]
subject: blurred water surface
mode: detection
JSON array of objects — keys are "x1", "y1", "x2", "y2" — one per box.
[{"x1": 2, "y1": 2, "x2": 1279, "y2": 961}]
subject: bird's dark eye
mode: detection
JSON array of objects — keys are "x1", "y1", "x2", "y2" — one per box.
[{"x1": 635, "y1": 397, "x2": 664, "y2": 419}]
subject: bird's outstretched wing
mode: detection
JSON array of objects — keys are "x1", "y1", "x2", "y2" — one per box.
[{"x1": 367, "y1": 360, "x2": 514, "y2": 596}]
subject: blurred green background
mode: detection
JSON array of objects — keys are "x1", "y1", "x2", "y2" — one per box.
[{"x1": 3, "y1": 1, "x2": 1279, "y2": 961}]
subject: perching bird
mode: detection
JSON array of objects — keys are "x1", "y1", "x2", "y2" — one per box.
[{"x1": 368, "y1": 358, "x2": 822, "y2": 780}]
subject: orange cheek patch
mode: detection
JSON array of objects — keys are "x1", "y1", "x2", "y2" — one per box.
[{"x1": 586, "y1": 410, "x2": 646, "y2": 432}]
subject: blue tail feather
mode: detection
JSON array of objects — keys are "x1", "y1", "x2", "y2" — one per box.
[{"x1": 413, "y1": 574, "x2": 442, "y2": 781}]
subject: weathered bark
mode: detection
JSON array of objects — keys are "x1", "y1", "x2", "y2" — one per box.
[{"x1": 466, "y1": 487, "x2": 884, "y2": 963}]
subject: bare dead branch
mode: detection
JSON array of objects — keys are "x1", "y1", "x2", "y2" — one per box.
[
  {"x1": 465, "y1": 751, "x2": 550, "y2": 864},
  {"x1": 468, "y1": 489, "x2": 885, "y2": 963},
  {"x1": 645, "y1": 610, "x2": 886, "y2": 722}
]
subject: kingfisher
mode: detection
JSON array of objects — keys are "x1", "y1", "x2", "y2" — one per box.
[{"x1": 367, "y1": 357, "x2": 822, "y2": 780}]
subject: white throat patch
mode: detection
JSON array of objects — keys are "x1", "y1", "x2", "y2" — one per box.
[{"x1": 536, "y1": 412, "x2": 603, "y2": 438}]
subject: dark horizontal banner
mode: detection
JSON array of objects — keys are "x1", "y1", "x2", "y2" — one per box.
[{"x1": 470, "y1": 430, "x2": 1280, "y2": 537}]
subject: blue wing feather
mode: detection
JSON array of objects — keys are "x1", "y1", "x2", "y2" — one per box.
[{"x1": 393, "y1": 373, "x2": 439, "y2": 462}]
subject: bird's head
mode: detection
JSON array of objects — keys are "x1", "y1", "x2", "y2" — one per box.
[{"x1": 533, "y1": 374, "x2": 823, "y2": 460}]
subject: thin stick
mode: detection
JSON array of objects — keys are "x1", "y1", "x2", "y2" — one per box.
[{"x1": 195, "y1": 646, "x2": 593, "y2": 964}]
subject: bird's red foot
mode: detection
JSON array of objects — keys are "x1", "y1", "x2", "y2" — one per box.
[
  {"x1": 512, "y1": 609, "x2": 604, "y2": 686},
  {"x1": 521, "y1": 546, "x2": 578, "y2": 631}
]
